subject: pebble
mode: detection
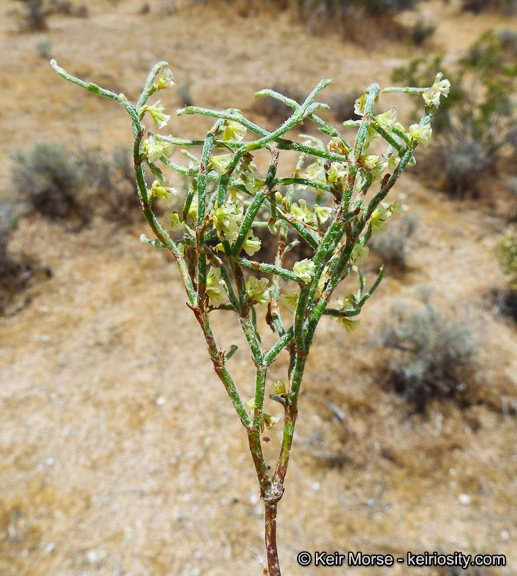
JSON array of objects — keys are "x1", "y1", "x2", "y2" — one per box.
[
  {"x1": 45, "y1": 457, "x2": 55, "y2": 467},
  {"x1": 500, "y1": 530, "x2": 510, "y2": 540},
  {"x1": 87, "y1": 550, "x2": 99, "y2": 564},
  {"x1": 44, "y1": 542, "x2": 56, "y2": 554},
  {"x1": 458, "y1": 493, "x2": 471, "y2": 505},
  {"x1": 156, "y1": 397, "x2": 166, "y2": 407},
  {"x1": 41, "y1": 335, "x2": 50, "y2": 343},
  {"x1": 312, "y1": 481, "x2": 321, "y2": 493}
]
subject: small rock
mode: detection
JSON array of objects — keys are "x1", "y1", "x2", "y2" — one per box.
[
  {"x1": 44, "y1": 542, "x2": 56, "y2": 554},
  {"x1": 312, "y1": 482, "x2": 321, "y2": 493},
  {"x1": 500, "y1": 530, "x2": 510, "y2": 540},
  {"x1": 156, "y1": 397, "x2": 166, "y2": 407},
  {"x1": 38, "y1": 306, "x2": 50, "y2": 313},
  {"x1": 45, "y1": 457, "x2": 55, "y2": 467},
  {"x1": 458, "y1": 494, "x2": 471, "y2": 505},
  {"x1": 41, "y1": 335, "x2": 50, "y2": 343},
  {"x1": 87, "y1": 550, "x2": 98, "y2": 564}
]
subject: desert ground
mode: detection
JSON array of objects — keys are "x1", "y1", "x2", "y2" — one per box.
[{"x1": 0, "y1": 1, "x2": 516, "y2": 575}]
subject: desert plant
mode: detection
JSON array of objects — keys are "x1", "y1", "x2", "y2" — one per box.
[
  {"x1": 297, "y1": 0, "x2": 419, "y2": 42},
  {"x1": 10, "y1": 143, "x2": 86, "y2": 221},
  {"x1": 35, "y1": 38, "x2": 52, "y2": 58},
  {"x1": 409, "y1": 18, "x2": 436, "y2": 46},
  {"x1": 18, "y1": 0, "x2": 48, "y2": 31},
  {"x1": 392, "y1": 32, "x2": 517, "y2": 197},
  {"x1": 382, "y1": 298, "x2": 476, "y2": 412},
  {"x1": 0, "y1": 200, "x2": 48, "y2": 317},
  {"x1": 299, "y1": 0, "x2": 419, "y2": 15},
  {"x1": 49, "y1": 0, "x2": 72, "y2": 14},
  {"x1": 494, "y1": 225, "x2": 517, "y2": 320},
  {"x1": 461, "y1": 0, "x2": 517, "y2": 14},
  {"x1": 78, "y1": 146, "x2": 144, "y2": 221},
  {"x1": 0, "y1": 201, "x2": 19, "y2": 275},
  {"x1": 51, "y1": 58, "x2": 445, "y2": 575}
]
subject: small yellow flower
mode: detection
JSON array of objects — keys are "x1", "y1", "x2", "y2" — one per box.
[
  {"x1": 206, "y1": 267, "x2": 226, "y2": 308},
  {"x1": 303, "y1": 161, "x2": 326, "y2": 183},
  {"x1": 273, "y1": 380, "x2": 287, "y2": 395},
  {"x1": 243, "y1": 230, "x2": 261, "y2": 257},
  {"x1": 163, "y1": 211, "x2": 183, "y2": 232},
  {"x1": 315, "y1": 205, "x2": 332, "y2": 224},
  {"x1": 241, "y1": 173, "x2": 264, "y2": 194},
  {"x1": 422, "y1": 88, "x2": 441, "y2": 107},
  {"x1": 222, "y1": 120, "x2": 247, "y2": 142},
  {"x1": 350, "y1": 244, "x2": 369, "y2": 266},
  {"x1": 142, "y1": 138, "x2": 174, "y2": 163},
  {"x1": 212, "y1": 201, "x2": 243, "y2": 243},
  {"x1": 354, "y1": 94, "x2": 367, "y2": 116},
  {"x1": 375, "y1": 108, "x2": 397, "y2": 130},
  {"x1": 388, "y1": 199, "x2": 405, "y2": 215},
  {"x1": 150, "y1": 179, "x2": 176, "y2": 203},
  {"x1": 188, "y1": 199, "x2": 198, "y2": 222},
  {"x1": 155, "y1": 68, "x2": 174, "y2": 90},
  {"x1": 327, "y1": 162, "x2": 348, "y2": 184},
  {"x1": 361, "y1": 154, "x2": 388, "y2": 181},
  {"x1": 293, "y1": 259, "x2": 315, "y2": 283},
  {"x1": 433, "y1": 74, "x2": 450, "y2": 97},
  {"x1": 337, "y1": 316, "x2": 360, "y2": 334},
  {"x1": 141, "y1": 100, "x2": 171, "y2": 130},
  {"x1": 409, "y1": 123, "x2": 432, "y2": 148},
  {"x1": 246, "y1": 276, "x2": 270, "y2": 307},
  {"x1": 210, "y1": 154, "x2": 233, "y2": 175},
  {"x1": 280, "y1": 292, "x2": 299, "y2": 312}
]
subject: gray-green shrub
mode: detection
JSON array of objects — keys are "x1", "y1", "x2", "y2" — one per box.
[
  {"x1": 10, "y1": 143, "x2": 86, "y2": 220},
  {"x1": 382, "y1": 299, "x2": 476, "y2": 412}
]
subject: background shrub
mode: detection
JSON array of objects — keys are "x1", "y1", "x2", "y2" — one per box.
[
  {"x1": 0, "y1": 201, "x2": 19, "y2": 279},
  {"x1": 408, "y1": 18, "x2": 436, "y2": 46},
  {"x1": 18, "y1": 0, "x2": 47, "y2": 31},
  {"x1": 79, "y1": 147, "x2": 144, "y2": 222},
  {"x1": 493, "y1": 225, "x2": 517, "y2": 321},
  {"x1": 10, "y1": 143, "x2": 86, "y2": 222},
  {"x1": 35, "y1": 38, "x2": 52, "y2": 58},
  {"x1": 296, "y1": 0, "x2": 417, "y2": 43},
  {"x1": 371, "y1": 213, "x2": 418, "y2": 269},
  {"x1": 382, "y1": 299, "x2": 476, "y2": 412},
  {"x1": 392, "y1": 32, "x2": 517, "y2": 198},
  {"x1": 0, "y1": 200, "x2": 51, "y2": 316},
  {"x1": 461, "y1": 0, "x2": 517, "y2": 14}
]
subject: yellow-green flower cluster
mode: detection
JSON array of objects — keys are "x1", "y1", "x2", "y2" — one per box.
[
  {"x1": 142, "y1": 137, "x2": 174, "y2": 163},
  {"x1": 141, "y1": 100, "x2": 170, "y2": 130},
  {"x1": 293, "y1": 259, "x2": 315, "y2": 283},
  {"x1": 206, "y1": 267, "x2": 226, "y2": 308},
  {"x1": 150, "y1": 179, "x2": 176, "y2": 203},
  {"x1": 335, "y1": 297, "x2": 360, "y2": 334},
  {"x1": 246, "y1": 277, "x2": 270, "y2": 307}
]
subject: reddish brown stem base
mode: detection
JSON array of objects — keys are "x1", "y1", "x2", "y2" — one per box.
[{"x1": 265, "y1": 500, "x2": 281, "y2": 576}]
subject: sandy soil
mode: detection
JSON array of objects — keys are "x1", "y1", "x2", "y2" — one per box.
[{"x1": 1, "y1": 1, "x2": 517, "y2": 575}]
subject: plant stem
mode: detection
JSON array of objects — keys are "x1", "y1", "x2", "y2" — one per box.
[{"x1": 264, "y1": 500, "x2": 281, "y2": 576}]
